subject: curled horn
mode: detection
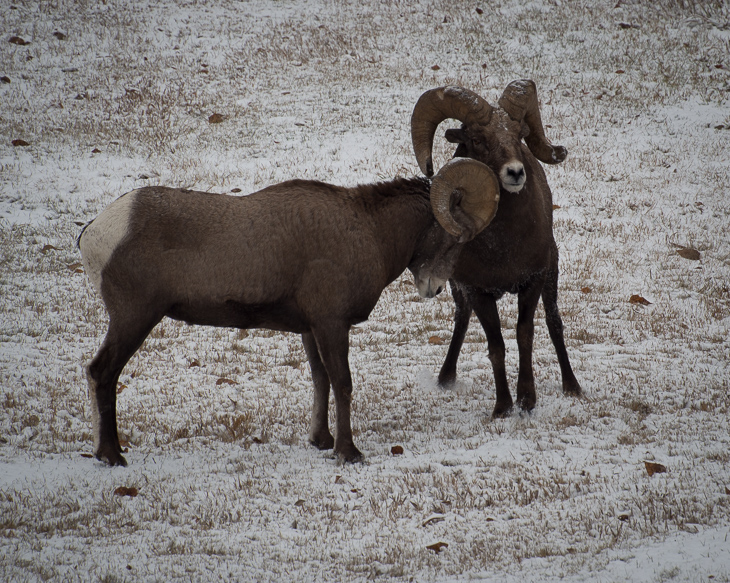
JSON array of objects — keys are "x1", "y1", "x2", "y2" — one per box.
[
  {"x1": 430, "y1": 158, "x2": 500, "y2": 242},
  {"x1": 498, "y1": 79, "x2": 567, "y2": 165},
  {"x1": 411, "y1": 86, "x2": 493, "y2": 177}
]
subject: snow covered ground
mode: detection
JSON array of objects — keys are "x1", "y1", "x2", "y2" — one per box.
[{"x1": 1, "y1": 0, "x2": 729, "y2": 581}]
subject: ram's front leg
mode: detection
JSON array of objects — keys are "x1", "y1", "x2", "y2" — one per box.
[
  {"x1": 311, "y1": 323, "x2": 363, "y2": 463},
  {"x1": 302, "y1": 332, "x2": 335, "y2": 450}
]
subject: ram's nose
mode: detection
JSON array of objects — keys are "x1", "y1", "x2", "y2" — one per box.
[{"x1": 416, "y1": 277, "x2": 445, "y2": 299}]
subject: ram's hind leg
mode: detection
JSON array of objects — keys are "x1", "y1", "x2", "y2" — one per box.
[
  {"x1": 87, "y1": 310, "x2": 161, "y2": 466},
  {"x1": 438, "y1": 281, "x2": 472, "y2": 387},
  {"x1": 310, "y1": 323, "x2": 362, "y2": 463},
  {"x1": 302, "y1": 332, "x2": 335, "y2": 450}
]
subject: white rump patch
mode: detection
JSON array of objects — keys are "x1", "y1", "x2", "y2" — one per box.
[{"x1": 79, "y1": 190, "x2": 137, "y2": 295}]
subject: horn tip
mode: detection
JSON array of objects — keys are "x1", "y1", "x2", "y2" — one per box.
[{"x1": 552, "y1": 145, "x2": 567, "y2": 163}]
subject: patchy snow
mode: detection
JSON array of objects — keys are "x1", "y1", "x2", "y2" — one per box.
[{"x1": 1, "y1": 0, "x2": 729, "y2": 581}]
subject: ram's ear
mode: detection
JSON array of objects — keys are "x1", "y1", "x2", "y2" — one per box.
[{"x1": 445, "y1": 128, "x2": 467, "y2": 144}]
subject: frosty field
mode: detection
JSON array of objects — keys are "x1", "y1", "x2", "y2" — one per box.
[{"x1": 1, "y1": 0, "x2": 729, "y2": 581}]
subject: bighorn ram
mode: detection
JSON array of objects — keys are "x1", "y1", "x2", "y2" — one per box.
[
  {"x1": 79, "y1": 157, "x2": 500, "y2": 466},
  {"x1": 411, "y1": 80, "x2": 582, "y2": 416}
]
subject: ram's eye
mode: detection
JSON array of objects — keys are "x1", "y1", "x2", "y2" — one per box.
[{"x1": 472, "y1": 137, "x2": 483, "y2": 147}]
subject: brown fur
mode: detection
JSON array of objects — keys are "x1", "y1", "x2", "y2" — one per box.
[{"x1": 80, "y1": 177, "x2": 471, "y2": 466}]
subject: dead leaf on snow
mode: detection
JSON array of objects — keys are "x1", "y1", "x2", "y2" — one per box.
[
  {"x1": 114, "y1": 486, "x2": 138, "y2": 497},
  {"x1": 629, "y1": 294, "x2": 651, "y2": 306},
  {"x1": 426, "y1": 542, "x2": 449, "y2": 553},
  {"x1": 9, "y1": 36, "x2": 29, "y2": 46},
  {"x1": 428, "y1": 335, "x2": 444, "y2": 345},
  {"x1": 208, "y1": 113, "x2": 225, "y2": 123},
  {"x1": 41, "y1": 244, "x2": 58, "y2": 254},
  {"x1": 677, "y1": 248, "x2": 700, "y2": 261},
  {"x1": 581, "y1": 286, "x2": 592, "y2": 294},
  {"x1": 645, "y1": 461, "x2": 667, "y2": 476},
  {"x1": 12, "y1": 139, "x2": 30, "y2": 147},
  {"x1": 216, "y1": 377, "x2": 236, "y2": 386},
  {"x1": 391, "y1": 445, "x2": 404, "y2": 456}
]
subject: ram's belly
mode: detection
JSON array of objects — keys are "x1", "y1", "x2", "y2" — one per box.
[{"x1": 166, "y1": 298, "x2": 309, "y2": 333}]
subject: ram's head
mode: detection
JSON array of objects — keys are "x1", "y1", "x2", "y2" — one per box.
[{"x1": 411, "y1": 80, "x2": 567, "y2": 194}]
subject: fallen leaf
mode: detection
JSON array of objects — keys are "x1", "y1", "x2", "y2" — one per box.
[
  {"x1": 216, "y1": 377, "x2": 236, "y2": 386},
  {"x1": 616, "y1": 69, "x2": 625, "y2": 74},
  {"x1": 476, "y1": 7, "x2": 483, "y2": 14},
  {"x1": 53, "y1": 31, "x2": 66, "y2": 40},
  {"x1": 1, "y1": 76, "x2": 10, "y2": 84},
  {"x1": 231, "y1": 188, "x2": 241, "y2": 193},
  {"x1": 208, "y1": 113, "x2": 225, "y2": 123},
  {"x1": 68, "y1": 262, "x2": 83, "y2": 271},
  {"x1": 334, "y1": 475, "x2": 342, "y2": 483},
  {"x1": 552, "y1": 204, "x2": 561, "y2": 210},
  {"x1": 581, "y1": 286, "x2": 592, "y2": 294},
  {"x1": 114, "y1": 486, "x2": 138, "y2": 497},
  {"x1": 677, "y1": 248, "x2": 700, "y2": 261},
  {"x1": 294, "y1": 499, "x2": 305, "y2": 507},
  {"x1": 116, "y1": 383, "x2": 127, "y2": 394},
  {"x1": 80, "y1": 453, "x2": 94, "y2": 459},
  {"x1": 91, "y1": 148, "x2": 101, "y2": 153},
  {"x1": 645, "y1": 461, "x2": 667, "y2": 476},
  {"x1": 189, "y1": 359, "x2": 200, "y2": 368},
  {"x1": 428, "y1": 335, "x2": 444, "y2": 345},
  {"x1": 12, "y1": 139, "x2": 30, "y2": 147},
  {"x1": 426, "y1": 542, "x2": 449, "y2": 553},
  {"x1": 9, "y1": 36, "x2": 29, "y2": 46},
  {"x1": 41, "y1": 244, "x2": 58, "y2": 253},
  {"x1": 391, "y1": 445, "x2": 404, "y2": 456},
  {"x1": 725, "y1": 486, "x2": 730, "y2": 495},
  {"x1": 629, "y1": 295, "x2": 651, "y2": 306},
  {"x1": 431, "y1": 65, "x2": 440, "y2": 71}
]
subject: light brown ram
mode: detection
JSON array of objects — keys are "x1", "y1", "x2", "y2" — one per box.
[{"x1": 411, "y1": 80, "x2": 582, "y2": 416}]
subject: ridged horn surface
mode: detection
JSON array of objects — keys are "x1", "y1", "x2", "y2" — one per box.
[
  {"x1": 498, "y1": 79, "x2": 567, "y2": 165},
  {"x1": 411, "y1": 86, "x2": 493, "y2": 177},
  {"x1": 431, "y1": 158, "x2": 500, "y2": 239}
]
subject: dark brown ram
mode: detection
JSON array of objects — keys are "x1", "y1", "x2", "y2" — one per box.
[
  {"x1": 79, "y1": 157, "x2": 499, "y2": 466},
  {"x1": 411, "y1": 80, "x2": 582, "y2": 416}
]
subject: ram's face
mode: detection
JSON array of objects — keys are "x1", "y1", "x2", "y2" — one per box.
[
  {"x1": 408, "y1": 222, "x2": 464, "y2": 299},
  {"x1": 445, "y1": 113, "x2": 529, "y2": 194}
]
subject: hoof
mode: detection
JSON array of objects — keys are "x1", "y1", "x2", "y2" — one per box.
[
  {"x1": 516, "y1": 396, "x2": 536, "y2": 412},
  {"x1": 437, "y1": 370, "x2": 457, "y2": 388},
  {"x1": 563, "y1": 379, "x2": 582, "y2": 397},
  {"x1": 335, "y1": 444, "x2": 364, "y2": 463},
  {"x1": 309, "y1": 431, "x2": 335, "y2": 451},
  {"x1": 95, "y1": 445, "x2": 128, "y2": 467},
  {"x1": 491, "y1": 402, "x2": 514, "y2": 419}
]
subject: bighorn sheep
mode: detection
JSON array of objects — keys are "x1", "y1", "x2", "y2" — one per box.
[
  {"x1": 79, "y1": 157, "x2": 500, "y2": 466},
  {"x1": 411, "y1": 80, "x2": 582, "y2": 417}
]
